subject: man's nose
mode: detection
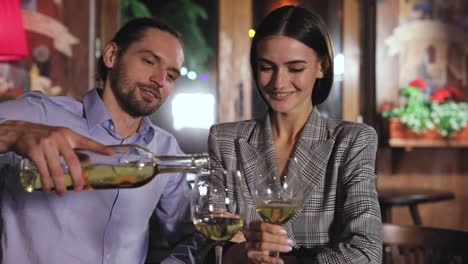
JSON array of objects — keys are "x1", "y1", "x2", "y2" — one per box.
[{"x1": 150, "y1": 70, "x2": 167, "y2": 87}]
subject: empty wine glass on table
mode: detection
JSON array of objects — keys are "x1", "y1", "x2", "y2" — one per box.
[
  {"x1": 254, "y1": 157, "x2": 304, "y2": 258},
  {"x1": 191, "y1": 169, "x2": 246, "y2": 264}
]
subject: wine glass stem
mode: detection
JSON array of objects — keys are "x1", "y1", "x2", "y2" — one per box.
[
  {"x1": 274, "y1": 251, "x2": 280, "y2": 258},
  {"x1": 215, "y1": 244, "x2": 223, "y2": 264}
]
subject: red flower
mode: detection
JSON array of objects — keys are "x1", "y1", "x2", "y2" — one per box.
[
  {"x1": 448, "y1": 85, "x2": 464, "y2": 100},
  {"x1": 380, "y1": 101, "x2": 394, "y2": 112},
  {"x1": 430, "y1": 88, "x2": 451, "y2": 103},
  {"x1": 409, "y1": 77, "x2": 427, "y2": 89}
]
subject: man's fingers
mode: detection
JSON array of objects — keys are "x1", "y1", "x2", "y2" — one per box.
[
  {"x1": 61, "y1": 146, "x2": 83, "y2": 192},
  {"x1": 73, "y1": 134, "x2": 114, "y2": 156},
  {"x1": 43, "y1": 146, "x2": 66, "y2": 196},
  {"x1": 31, "y1": 154, "x2": 51, "y2": 193}
]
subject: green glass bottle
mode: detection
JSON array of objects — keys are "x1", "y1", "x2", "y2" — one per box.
[{"x1": 19, "y1": 144, "x2": 209, "y2": 192}]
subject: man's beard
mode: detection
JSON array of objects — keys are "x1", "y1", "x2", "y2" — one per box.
[{"x1": 108, "y1": 60, "x2": 163, "y2": 117}]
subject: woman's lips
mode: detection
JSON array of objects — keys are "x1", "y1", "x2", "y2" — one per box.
[{"x1": 268, "y1": 91, "x2": 294, "y2": 100}]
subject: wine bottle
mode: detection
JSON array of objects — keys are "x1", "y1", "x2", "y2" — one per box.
[{"x1": 19, "y1": 144, "x2": 210, "y2": 192}]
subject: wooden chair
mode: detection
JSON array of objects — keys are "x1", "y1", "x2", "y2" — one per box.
[{"x1": 383, "y1": 224, "x2": 468, "y2": 264}]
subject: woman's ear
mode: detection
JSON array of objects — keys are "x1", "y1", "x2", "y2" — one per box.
[
  {"x1": 102, "y1": 42, "x2": 119, "y2": 68},
  {"x1": 316, "y1": 57, "x2": 330, "y2": 79}
]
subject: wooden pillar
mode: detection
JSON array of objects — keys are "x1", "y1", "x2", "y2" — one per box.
[
  {"x1": 218, "y1": 0, "x2": 253, "y2": 123},
  {"x1": 342, "y1": 0, "x2": 361, "y2": 122},
  {"x1": 97, "y1": 0, "x2": 120, "y2": 48}
]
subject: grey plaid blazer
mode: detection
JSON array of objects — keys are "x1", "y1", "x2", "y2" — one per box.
[{"x1": 208, "y1": 109, "x2": 382, "y2": 263}]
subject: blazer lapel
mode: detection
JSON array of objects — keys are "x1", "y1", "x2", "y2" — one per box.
[
  {"x1": 292, "y1": 109, "x2": 335, "y2": 192},
  {"x1": 238, "y1": 115, "x2": 277, "y2": 200},
  {"x1": 282, "y1": 110, "x2": 335, "y2": 241}
]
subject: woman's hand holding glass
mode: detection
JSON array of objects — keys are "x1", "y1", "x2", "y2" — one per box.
[{"x1": 245, "y1": 157, "x2": 304, "y2": 264}]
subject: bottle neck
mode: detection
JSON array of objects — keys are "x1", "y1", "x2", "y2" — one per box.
[{"x1": 156, "y1": 154, "x2": 210, "y2": 173}]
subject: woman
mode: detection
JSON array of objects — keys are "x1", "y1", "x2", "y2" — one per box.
[{"x1": 208, "y1": 5, "x2": 382, "y2": 264}]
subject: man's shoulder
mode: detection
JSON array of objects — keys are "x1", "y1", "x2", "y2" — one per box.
[
  {"x1": 0, "y1": 91, "x2": 82, "y2": 121},
  {"x1": 325, "y1": 118, "x2": 377, "y2": 142},
  {"x1": 147, "y1": 123, "x2": 184, "y2": 155},
  {"x1": 2, "y1": 91, "x2": 82, "y2": 111}
]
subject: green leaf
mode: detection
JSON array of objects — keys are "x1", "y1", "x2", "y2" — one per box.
[{"x1": 131, "y1": 1, "x2": 151, "y2": 18}]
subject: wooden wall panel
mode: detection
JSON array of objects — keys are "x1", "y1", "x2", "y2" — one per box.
[
  {"x1": 342, "y1": 0, "x2": 360, "y2": 121},
  {"x1": 218, "y1": 0, "x2": 252, "y2": 123}
]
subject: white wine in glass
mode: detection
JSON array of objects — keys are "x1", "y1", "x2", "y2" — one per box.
[
  {"x1": 254, "y1": 157, "x2": 304, "y2": 258},
  {"x1": 256, "y1": 200, "x2": 299, "y2": 224},
  {"x1": 191, "y1": 169, "x2": 246, "y2": 264}
]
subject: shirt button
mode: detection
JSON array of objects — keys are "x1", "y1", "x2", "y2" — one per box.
[{"x1": 106, "y1": 253, "x2": 111, "y2": 259}]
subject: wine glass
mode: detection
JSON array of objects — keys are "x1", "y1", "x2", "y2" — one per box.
[
  {"x1": 190, "y1": 169, "x2": 246, "y2": 264},
  {"x1": 253, "y1": 157, "x2": 304, "y2": 257}
]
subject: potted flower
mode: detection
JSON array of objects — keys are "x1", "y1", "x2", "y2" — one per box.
[{"x1": 382, "y1": 77, "x2": 468, "y2": 139}]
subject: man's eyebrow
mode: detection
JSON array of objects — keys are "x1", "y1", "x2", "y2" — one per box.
[{"x1": 139, "y1": 50, "x2": 181, "y2": 76}]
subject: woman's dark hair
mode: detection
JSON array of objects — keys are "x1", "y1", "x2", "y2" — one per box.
[
  {"x1": 250, "y1": 5, "x2": 334, "y2": 106},
  {"x1": 96, "y1": 17, "x2": 182, "y2": 83}
]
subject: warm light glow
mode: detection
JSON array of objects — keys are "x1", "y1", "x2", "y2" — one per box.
[
  {"x1": 267, "y1": 1, "x2": 300, "y2": 13},
  {"x1": 248, "y1": 29, "x2": 256, "y2": 38},
  {"x1": 172, "y1": 93, "x2": 215, "y2": 130},
  {"x1": 0, "y1": 0, "x2": 29, "y2": 61}
]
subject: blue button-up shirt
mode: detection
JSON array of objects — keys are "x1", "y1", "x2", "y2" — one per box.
[{"x1": 0, "y1": 89, "x2": 194, "y2": 264}]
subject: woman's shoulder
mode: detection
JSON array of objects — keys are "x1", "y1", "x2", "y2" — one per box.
[
  {"x1": 209, "y1": 119, "x2": 259, "y2": 139},
  {"x1": 325, "y1": 118, "x2": 377, "y2": 141}
]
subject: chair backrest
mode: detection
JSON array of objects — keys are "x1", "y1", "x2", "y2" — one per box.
[{"x1": 383, "y1": 224, "x2": 468, "y2": 264}]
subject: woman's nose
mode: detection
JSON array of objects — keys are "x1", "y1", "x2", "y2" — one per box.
[{"x1": 272, "y1": 69, "x2": 288, "y2": 89}]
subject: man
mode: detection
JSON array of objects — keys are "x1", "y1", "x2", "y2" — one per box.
[{"x1": 0, "y1": 18, "x2": 196, "y2": 263}]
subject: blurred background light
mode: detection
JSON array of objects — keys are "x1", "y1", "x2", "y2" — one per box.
[
  {"x1": 248, "y1": 29, "x2": 256, "y2": 38},
  {"x1": 180, "y1": 67, "x2": 188, "y2": 76},
  {"x1": 187, "y1": 71, "x2": 197, "y2": 80},
  {"x1": 199, "y1": 73, "x2": 208, "y2": 81},
  {"x1": 334, "y1": 53, "x2": 344, "y2": 75},
  {"x1": 172, "y1": 93, "x2": 215, "y2": 130}
]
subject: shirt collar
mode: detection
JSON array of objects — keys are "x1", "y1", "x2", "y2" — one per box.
[
  {"x1": 83, "y1": 88, "x2": 155, "y2": 143},
  {"x1": 83, "y1": 88, "x2": 112, "y2": 131}
]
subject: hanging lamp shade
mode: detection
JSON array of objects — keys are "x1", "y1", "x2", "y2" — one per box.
[{"x1": 0, "y1": 0, "x2": 29, "y2": 61}]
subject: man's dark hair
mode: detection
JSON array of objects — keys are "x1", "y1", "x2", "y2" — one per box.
[
  {"x1": 250, "y1": 5, "x2": 334, "y2": 106},
  {"x1": 96, "y1": 17, "x2": 182, "y2": 83}
]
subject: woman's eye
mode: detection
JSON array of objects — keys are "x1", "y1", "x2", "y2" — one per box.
[
  {"x1": 289, "y1": 68, "x2": 305, "y2": 73},
  {"x1": 259, "y1": 66, "x2": 273, "y2": 71},
  {"x1": 143, "y1": 59, "x2": 154, "y2": 65}
]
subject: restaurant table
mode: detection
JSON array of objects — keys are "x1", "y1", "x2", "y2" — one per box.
[{"x1": 378, "y1": 188, "x2": 455, "y2": 225}]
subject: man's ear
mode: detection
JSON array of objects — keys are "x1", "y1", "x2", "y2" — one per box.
[{"x1": 102, "y1": 42, "x2": 119, "y2": 68}]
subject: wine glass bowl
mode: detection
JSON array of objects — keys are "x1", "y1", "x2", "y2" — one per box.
[
  {"x1": 253, "y1": 157, "x2": 304, "y2": 258},
  {"x1": 254, "y1": 157, "x2": 302, "y2": 225},
  {"x1": 190, "y1": 169, "x2": 246, "y2": 263}
]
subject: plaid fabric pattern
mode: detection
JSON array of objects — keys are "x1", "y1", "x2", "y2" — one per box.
[{"x1": 208, "y1": 109, "x2": 382, "y2": 263}]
